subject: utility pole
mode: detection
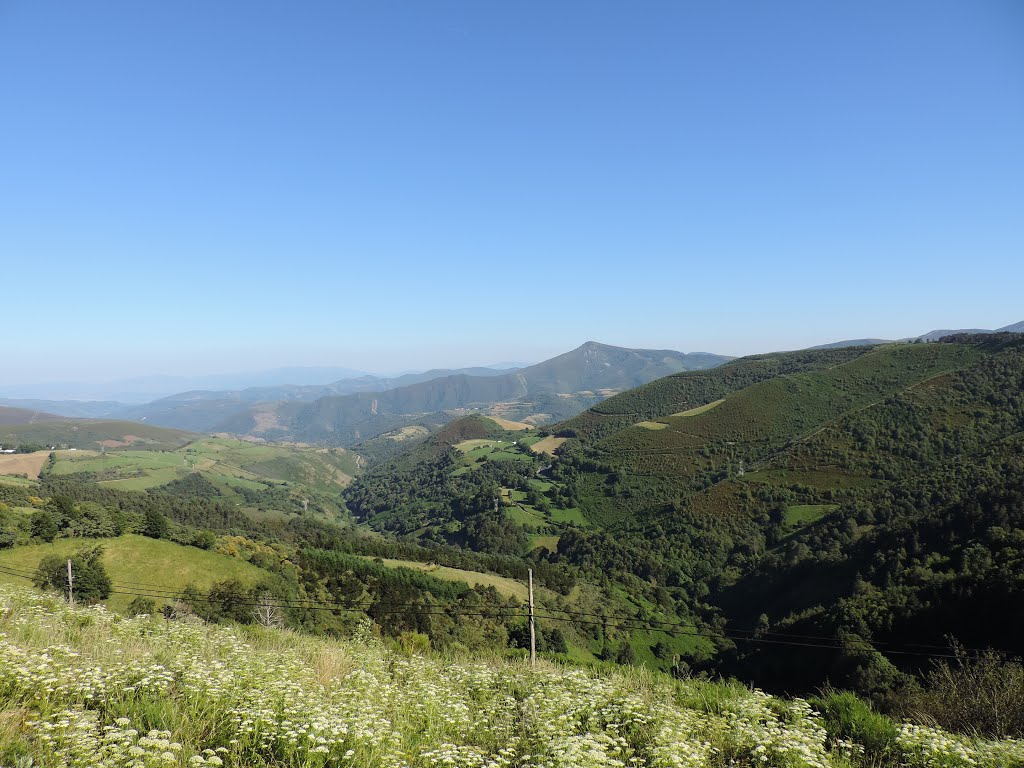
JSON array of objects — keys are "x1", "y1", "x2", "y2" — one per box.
[
  {"x1": 66, "y1": 559, "x2": 74, "y2": 609},
  {"x1": 528, "y1": 568, "x2": 536, "y2": 666}
]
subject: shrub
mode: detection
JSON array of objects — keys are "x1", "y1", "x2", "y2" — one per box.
[
  {"x1": 127, "y1": 595, "x2": 156, "y2": 616},
  {"x1": 906, "y1": 646, "x2": 1024, "y2": 739}
]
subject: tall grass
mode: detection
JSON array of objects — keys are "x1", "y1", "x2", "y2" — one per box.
[{"x1": 2, "y1": 584, "x2": 1023, "y2": 768}]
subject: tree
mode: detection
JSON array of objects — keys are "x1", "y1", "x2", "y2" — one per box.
[
  {"x1": 68, "y1": 502, "x2": 117, "y2": 538},
  {"x1": 250, "y1": 590, "x2": 284, "y2": 628},
  {"x1": 30, "y1": 510, "x2": 59, "y2": 542},
  {"x1": 615, "y1": 642, "x2": 637, "y2": 665},
  {"x1": 142, "y1": 509, "x2": 169, "y2": 539},
  {"x1": 545, "y1": 627, "x2": 568, "y2": 654},
  {"x1": 34, "y1": 546, "x2": 111, "y2": 603},
  {"x1": 45, "y1": 494, "x2": 74, "y2": 524}
]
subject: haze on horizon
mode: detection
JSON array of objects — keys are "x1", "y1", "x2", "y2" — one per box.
[{"x1": 2, "y1": 1, "x2": 1022, "y2": 387}]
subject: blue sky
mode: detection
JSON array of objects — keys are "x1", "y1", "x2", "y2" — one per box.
[{"x1": 2, "y1": 1, "x2": 1022, "y2": 383}]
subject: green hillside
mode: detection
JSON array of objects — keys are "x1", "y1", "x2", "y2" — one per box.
[
  {"x1": 0, "y1": 534, "x2": 268, "y2": 611},
  {"x1": 541, "y1": 335, "x2": 1024, "y2": 688},
  {"x1": 3, "y1": 334, "x2": 1023, "y2": 747},
  {"x1": 0, "y1": 414, "x2": 194, "y2": 451},
  {"x1": 555, "y1": 346, "x2": 874, "y2": 443},
  {"x1": 0, "y1": 406, "x2": 65, "y2": 426},
  {"x1": 45, "y1": 436, "x2": 361, "y2": 498},
  {"x1": 339, "y1": 334, "x2": 1024, "y2": 704}
]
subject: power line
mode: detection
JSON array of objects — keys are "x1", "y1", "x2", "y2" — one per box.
[{"x1": 1, "y1": 562, "x2": 983, "y2": 660}]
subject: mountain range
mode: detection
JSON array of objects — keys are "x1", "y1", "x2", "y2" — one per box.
[
  {"x1": 0, "y1": 342, "x2": 732, "y2": 448},
  {"x1": 0, "y1": 366, "x2": 374, "y2": 403},
  {"x1": 3, "y1": 326, "x2": 1024, "y2": 713},
  {"x1": 4, "y1": 323, "x2": 1019, "y2": 451},
  {"x1": 214, "y1": 342, "x2": 731, "y2": 445}
]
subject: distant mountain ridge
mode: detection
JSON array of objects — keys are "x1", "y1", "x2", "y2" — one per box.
[
  {"x1": 0, "y1": 366, "x2": 372, "y2": 403},
  {"x1": 213, "y1": 342, "x2": 733, "y2": 446},
  {"x1": 110, "y1": 366, "x2": 522, "y2": 433},
  {"x1": 0, "y1": 399, "x2": 126, "y2": 419},
  {"x1": 808, "y1": 320, "x2": 1023, "y2": 349},
  {"x1": 0, "y1": 406, "x2": 66, "y2": 426}
]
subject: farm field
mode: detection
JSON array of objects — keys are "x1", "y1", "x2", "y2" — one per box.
[
  {"x1": 637, "y1": 400, "x2": 727, "y2": 431},
  {"x1": 45, "y1": 436, "x2": 361, "y2": 496},
  {"x1": 454, "y1": 438, "x2": 505, "y2": 453},
  {"x1": 549, "y1": 506, "x2": 588, "y2": 525},
  {"x1": 454, "y1": 439, "x2": 531, "y2": 464},
  {"x1": 529, "y1": 534, "x2": 560, "y2": 552},
  {"x1": 529, "y1": 435, "x2": 567, "y2": 455},
  {"x1": 483, "y1": 415, "x2": 535, "y2": 431},
  {"x1": 0, "y1": 450, "x2": 50, "y2": 479},
  {"x1": 0, "y1": 534, "x2": 267, "y2": 612}
]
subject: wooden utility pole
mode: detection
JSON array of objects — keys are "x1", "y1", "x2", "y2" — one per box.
[
  {"x1": 528, "y1": 568, "x2": 536, "y2": 666},
  {"x1": 66, "y1": 559, "x2": 74, "y2": 609}
]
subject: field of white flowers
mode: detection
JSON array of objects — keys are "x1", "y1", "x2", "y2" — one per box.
[{"x1": 0, "y1": 585, "x2": 1022, "y2": 768}]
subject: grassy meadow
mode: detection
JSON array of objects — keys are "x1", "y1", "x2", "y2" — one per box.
[
  {"x1": 0, "y1": 535, "x2": 268, "y2": 612},
  {"x1": 45, "y1": 436, "x2": 362, "y2": 496},
  {"x1": 2, "y1": 583, "x2": 1022, "y2": 768}
]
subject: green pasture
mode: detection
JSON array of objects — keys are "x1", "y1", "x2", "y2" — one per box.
[
  {"x1": 45, "y1": 437, "x2": 361, "y2": 496},
  {"x1": 0, "y1": 534, "x2": 268, "y2": 612}
]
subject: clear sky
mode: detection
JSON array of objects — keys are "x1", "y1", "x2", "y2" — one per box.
[{"x1": 2, "y1": 1, "x2": 1022, "y2": 383}]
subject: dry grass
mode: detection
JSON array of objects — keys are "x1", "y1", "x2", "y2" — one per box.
[
  {"x1": 363, "y1": 557, "x2": 529, "y2": 600},
  {"x1": 484, "y1": 416, "x2": 535, "y2": 431},
  {"x1": 636, "y1": 421, "x2": 669, "y2": 430},
  {"x1": 310, "y1": 645, "x2": 358, "y2": 690},
  {"x1": 529, "y1": 436, "x2": 567, "y2": 455},
  {"x1": 0, "y1": 450, "x2": 50, "y2": 479}
]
